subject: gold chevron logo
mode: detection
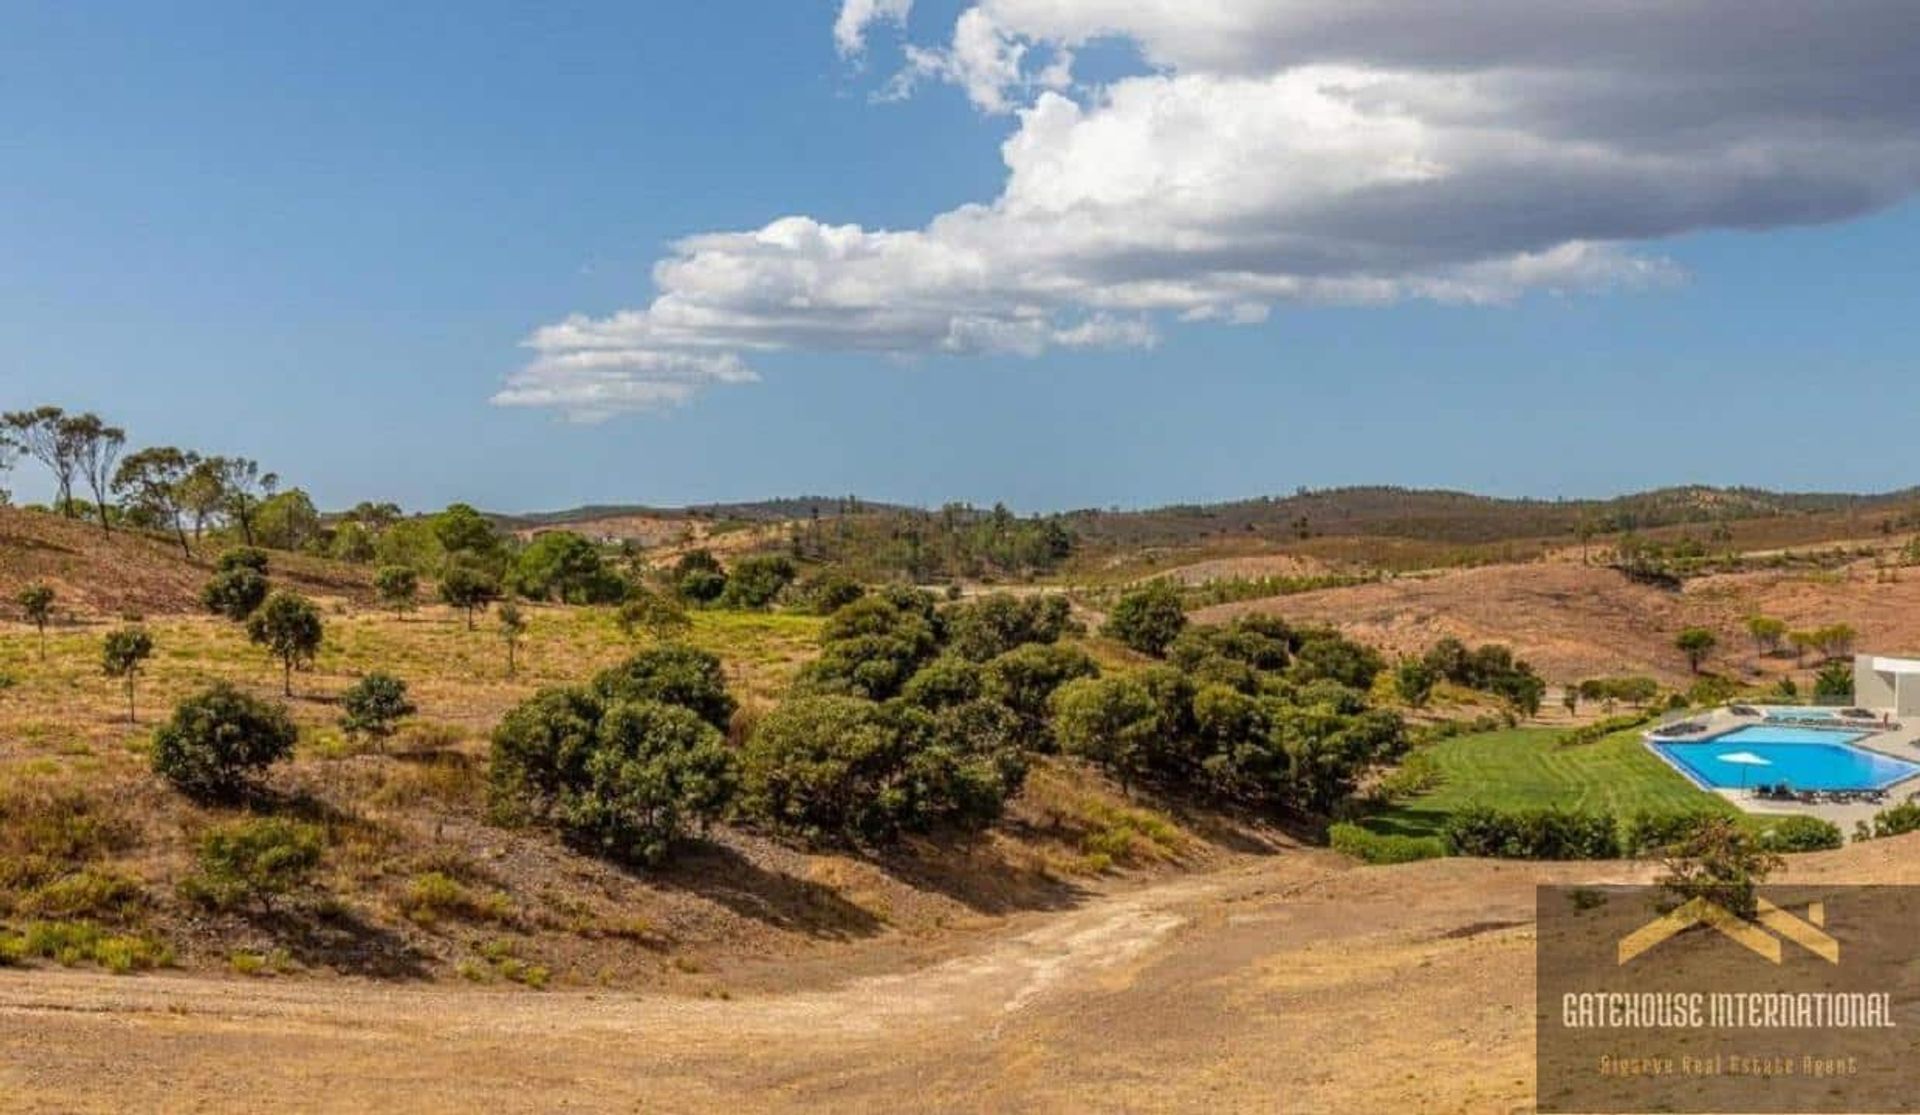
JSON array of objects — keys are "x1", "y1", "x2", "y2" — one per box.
[{"x1": 1617, "y1": 897, "x2": 1838, "y2": 965}]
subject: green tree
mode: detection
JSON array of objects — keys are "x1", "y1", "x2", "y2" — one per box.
[
  {"x1": 943, "y1": 593, "x2": 1072, "y2": 661},
  {"x1": 981, "y1": 642, "x2": 1099, "y2": 749},
  {"x1": 1394, "y1": 658, "x2": 1437, "y2": 708},
  {"x1": 431, "y1": 503, "x2": 502, "y2": 567},
  {"x1": 201, "y1": 562, "x2": 269, "y2": 622},
  {"x1": 112, "y1": 446, "x2": 199, "y2": 556},
  {"x1": 558, "y1": 700, "x2": 737, "y2": 865},
  {"x1": 16, "y1": 582, "x2": 55, "y2": 660},
  {"x1": 717, "y1": 554, "x2": 796, "y2": 610},
  {"x1": 101, "y1": 625, "x2": 155, "y2": 723},
  {"x1": 672, "y1": 549, "x2": 727, "y2": 604},
  {"x1": 498, "y1": 598, "x2": 528, "y2": 678},
  {"x1": 62, "y1": 412, "x2": 126, "y2": 536},
  {"x1": 247, "y1": 590, "x2": 324, "y2": 695},
  {"x1": 254, "y1": 488, "x2": 321, "y2": 552},
  {"x1": 438, "y1": 561, "x2": 500, "y2": 629},
  {"x1": 507, "y1": 532, "x2": 624, "y2": 604},
  {"x1": 182, "y1": 818, "x2": 324, "y2": 914},
  {"x1": 1674, "y1": 627, "x2": 1718, "y2": 674},
  {"x1": 1745, "y1": 615, "x2": 1788, "y2": 657},
  {"x1": 3, "y1": 406, "x2": 81, "y2": 517},
  {"x1": 152, "y1": 682, "x2": 299, "y2": 801},
  {"x1": 740, "y1": 696, "x2": 1012, "y2": 845},
  {"x1": 340, "y1": 672, "x2": 415, "y2": 752},
  {"x1": 614, "y1": 587, "x2": 691, "y2": 643},
  {"x1": 1102, "y1": 581, "x2": 1188, "y2": 656},
  {"x1": 374, "y1": 565, "x2": 419, "y2": 617},
  {"x1": 1656, "y1": 817, "x2": 1783, "y2": 920},
  {"x1": 207, "y1": 458, "x2": 277, "y2": 547},
  {"x1": 1050, "y1": 675, "x2": 1162, "y2": 793},
  {"x1": 591, "y1": 644, "x2": 737, "y2": 731}
]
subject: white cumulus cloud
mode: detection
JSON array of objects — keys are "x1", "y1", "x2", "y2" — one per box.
[{"x1": 495, "y1": 1, "x2": 1920, "y2": 419}]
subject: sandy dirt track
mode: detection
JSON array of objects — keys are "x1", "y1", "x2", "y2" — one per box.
[{"x1": 7, "y1": 840, "x2": 1914, "y2": 1114}]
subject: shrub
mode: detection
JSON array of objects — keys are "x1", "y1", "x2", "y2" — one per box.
[
  {"x1": 614, "y1": 588, "x2": 691, "y2": 643},
  {"x1": 1556, "y1": 711, "x2": 1656, "y2": 748},
  {"x1": 489, "y1": 686, "x2": 604, "y2": 823},
  {"x1": 1865, "y1": 802, "x2": 1920, "y2": 839},
  {"x1": 1287, "y1": 629, "x2": 1385, "y2": 690},
  {"x1": 397, "y1": 872, "x2": 512, "y2": 926},
  {"x1": 740, "y1": 695, "x2": 1015, "y2": 845},
  {"x1": 1619, "y1": 809, "x2": 1726, "y2": 856},
  {"x1": 340, "y1": 672, "x2": 416, "y2": 751},
  {"x1": 558, "y1": 700, "x2": 736, "y2": 865},
  {"x1": 181, "y1": 818, "x2": 325, "y2": 913},
  {"x1": 590, "y1": 644, "x2": 736, "y2": 731},
  {"x1": 795, "y1": 597, "x2": 942, "y2": 700},
  {"x1": 374, "y1": 565, "x2": 420, "y2": 615},
  {"x1": 943, "y1": 593, "x2": 1071, "y2": 662},
  {"x1": 1394, "y1": 659, "x2": 1437, "y2": 707},
  {"x1": 1102, "y1": 581, "x2": 1187, "y2": 656},
  {"x1": 1329, "y1": 822, "x2": 1447, "y2": 865},
  {"x1": 202, "y1": 567, "x2": 268, "y2": 622},
  {"x1": 899, "y1": 655, "x2": 985, "y2": 711},
  {"x1": 216, "y1": 547, "x2": 271, "y2": 574},
  {"x1": 981, "y1": 642, "x2": 1099, "y2": 750},
  {"x1": 1814, "y1": 660, "x2": 1854, "y2": 701},
  {"x1": 1051, "y1": 676, "x2": 1163, "y2": 792},
  {"x1": 1442, "y1": 805, "x2": 1619, "y2": 860},
  {"x1": 101, "y1": 625, "x2": 155, "y2": 723},
  {"x1": 792, "y1": 569, "x2": 866, "y2": 615},
  {"x1": 717, "y1": 554, "x2": 796, "y2": 610},
  {"x1": 151, "y1": 682, "x2": 299, "y2": 801},
  {"x1": 1755, "y1": 815, "x2": 1843, "y2": 853},
  {"x1": 506, "y1": 531, "x2": 625, "y2": 604}
]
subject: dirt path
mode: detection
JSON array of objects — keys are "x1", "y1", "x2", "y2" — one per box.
[{"x1": 7, "y1": 842, "x2": 1906, "y2": 1113}]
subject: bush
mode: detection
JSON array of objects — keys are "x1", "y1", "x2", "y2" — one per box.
[
  {"x1": 1442, "y1": 805, "x2": 1619, "y2": 860},
  {"x1": 1329, "y1": 823, "x2": 1447, "y2": 865},
  {"x1": 590, "y1": 644, "x2": 736, "y2": 731},
  {"x1": 216, "y1": 547, "x2": 271, "y2": 574},
  {"x1": 505, "y1": 532, "x2": 625, "y2": 604},
  {"x1": 489, "y1": 686, "x2": 605, "y2": 823},
  {"x1": 1865, "y1": 802, "x2": 1920, "y2": 839},
  {"x1": 899, "y1": 655, "x2": 985, "y2": 711},
  {"x1": 791, "y1": 569, "x2": 866, "y2": 615},
  {"x1": 740, "y1": 695, "x2": 1016, "y2": 845},
  {"x1": 180, "y1": 818, "x2": 325, "y2": 913},
  {"x1": 201, "y1": 567, "x2": 268, "y2": 621},
  {"x1": 1556, "y1": 711, "x2": 1656, "y2": 748},
  {"x1": 981, "y1": 642, "x2": 1099, "y2": 750},
  {"x1": 151, "y1": 683, "x2": 299, "y2": 801},
  {"x1": 1287, "y1": 630, "x2": 1385, "y2": 691},
  {"x1": 793, "y1": 597, "x2": 940, "y2": 700},
  {"x1": 943, "y1": 593, "x2": 1071, "y2": 662},
  {"x1": 1755, "y1": 815, "x2": 1843, "y2": 853},
  {"x1": 717, "y1": 555, "x2": 796, "y2": 610},
  {"x1": 1619, "y1": 809, "x2": 1725, "y2": 856},
  {"x1": 1051, "y1": 676, "x2": 1163, "y2": 791},
  {"x1": 1102, "y1": 581, "x2": 1187, "y2": 657},
  {"x1": 340, "y1": 672, "x2": 416, "y2": 750},
  {"x1": 557, "y1": 700, "x2": 736, "y2": 865}
]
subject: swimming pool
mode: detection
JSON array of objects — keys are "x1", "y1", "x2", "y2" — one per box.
[{"x1": 1651, "y1": 725, "x2": 1920, "y2": 791}]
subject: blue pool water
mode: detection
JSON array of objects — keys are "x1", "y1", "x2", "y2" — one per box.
[{"x1": 1651, "y1": 726, "x2": 1920, "y2": 791}]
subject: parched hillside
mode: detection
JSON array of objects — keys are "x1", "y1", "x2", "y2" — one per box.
[
  {"x1": 0, "y1": 507, "x2": 369, "y2": 616},
  {"x1": 1196, "y1": 558, "x2": 1920, "y2": 684}
]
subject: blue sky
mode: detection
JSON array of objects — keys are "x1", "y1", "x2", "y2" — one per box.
[{"x1": 4, "y1": 2, "x2": 1918, "y2": 514}]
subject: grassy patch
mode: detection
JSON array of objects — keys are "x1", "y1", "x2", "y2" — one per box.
[
  {"x1": 397, "y1": 871, "x2": 514, "y2": 927},
  {"x1": 1360, "y1": 727, "x2": 1733, "y2": 841}
]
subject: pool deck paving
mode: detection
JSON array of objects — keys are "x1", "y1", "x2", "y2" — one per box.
[{"x1": 1648, "y1": 706, "x2": 1920, "y2": 831}]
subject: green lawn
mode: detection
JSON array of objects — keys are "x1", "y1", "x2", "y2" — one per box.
[{"x1": 1361, "y1": 727, "x2": 1735, "y2": 839}]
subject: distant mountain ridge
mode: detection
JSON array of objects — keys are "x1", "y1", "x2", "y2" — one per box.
[{"x1": 502, "y1": 485, "x2": 1920, "y2": 547}]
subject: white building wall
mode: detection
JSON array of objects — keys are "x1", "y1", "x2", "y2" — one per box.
[{"x1": 1856, "y1": 655, "x2": 1897, "y2": 708}]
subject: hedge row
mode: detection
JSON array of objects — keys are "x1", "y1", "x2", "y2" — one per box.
[
  {"x1": 1434, "y1": 805, "x2": 1842, "y2": 861},
  {"x1": 1555, "y1": 711, "x2": 1657, "y2": 749}
]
